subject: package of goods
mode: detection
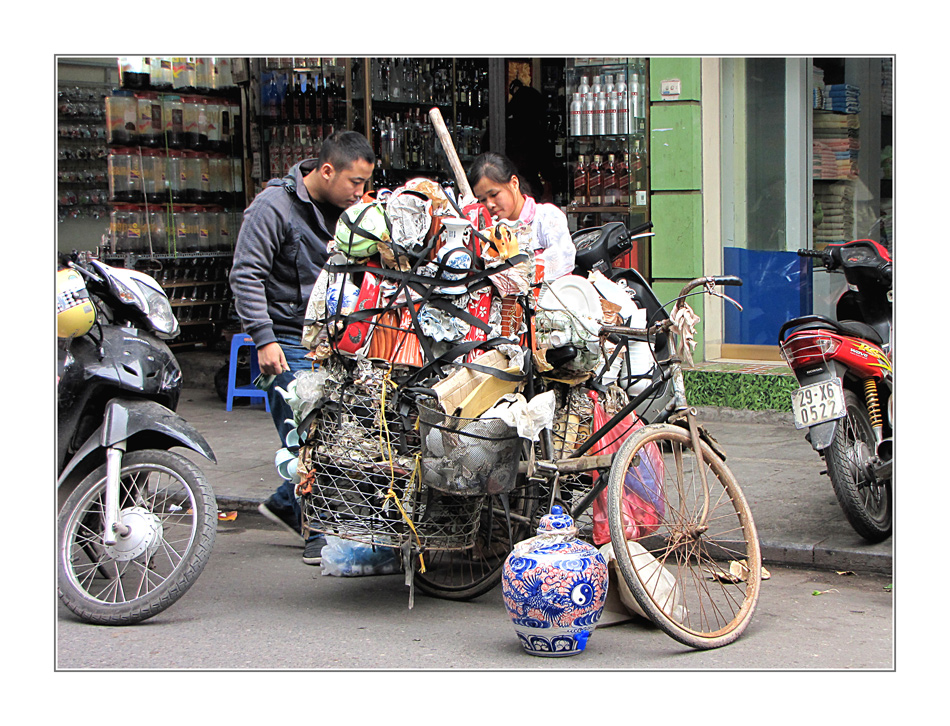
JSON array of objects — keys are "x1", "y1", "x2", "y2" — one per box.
[
  {"x1": 431, "y1": 348, "x2": 523, "y2": 419},
  {"x1": 418, "y1": 400, "x2": 522, "y2": 496}
]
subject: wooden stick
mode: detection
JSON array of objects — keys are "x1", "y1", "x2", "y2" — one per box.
[{"x1": 428, "y1": 107, "x2": 473, "y2": 200}]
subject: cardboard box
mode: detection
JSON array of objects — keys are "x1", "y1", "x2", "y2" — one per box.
[{"x1": 431, "y1": 349, "x2": 523, "y2": 419}]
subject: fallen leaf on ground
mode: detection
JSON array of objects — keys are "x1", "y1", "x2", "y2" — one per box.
[
  {"x1": 218, "y1": 510, "x2": 238, "y2": 521},
  {"x1": 708, "y1": 560, "x2": 771, "y2": 583}
]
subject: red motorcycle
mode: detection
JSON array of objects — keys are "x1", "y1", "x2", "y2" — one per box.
[{"x1": 778, "y1": 239, "x2": 892, "y2": 542}]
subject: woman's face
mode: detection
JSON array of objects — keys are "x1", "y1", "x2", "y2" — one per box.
[{"x1": 473, "y1": 174, "x2": 524, "y2": 221}]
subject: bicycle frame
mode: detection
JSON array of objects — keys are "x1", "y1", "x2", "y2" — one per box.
[{"x1": 523, "y1": 275, "x2": 741, "y2": 524}]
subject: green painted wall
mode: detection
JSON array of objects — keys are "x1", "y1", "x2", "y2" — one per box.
[
  {"x1": 650, "y1": 193, "x2": 703, "y2": 277},
  {"x1": 650, "y1": 104, "x2": 703, "y2": 191},
  {"x1": 648, "y1": 57, "x2": 707, "y2": 361},
  {"x1": 649, "y1": 58, "x2": 702, "y2": 102}
]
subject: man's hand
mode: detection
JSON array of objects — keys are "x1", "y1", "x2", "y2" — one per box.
[{"x1": 257, "y1": 341, "x2": 290, "y2": 376}]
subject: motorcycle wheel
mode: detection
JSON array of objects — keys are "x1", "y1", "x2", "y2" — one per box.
[
  {"x1": 57, "y1": 449, "x2": 217, "y2": 625},
  {"x1": 823, "y1": 390, "x2": 892, "y2": 543}
]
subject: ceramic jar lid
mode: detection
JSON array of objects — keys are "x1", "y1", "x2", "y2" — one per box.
[{"x1": 536, "y1": 505, "x2": 577, "y2": 535}]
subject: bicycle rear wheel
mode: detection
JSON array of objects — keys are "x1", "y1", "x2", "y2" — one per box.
[
  {"x1": 413, "y1": 474, "x2": 540, "y2": 600},
  {"x1": 606, "y1": 423, "x2": 760, "y2": 649}
]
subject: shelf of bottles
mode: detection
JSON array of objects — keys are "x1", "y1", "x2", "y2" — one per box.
[
  {"x1": 100, "y1": 57, "x2": 247, "y2": 348},
  {"x1": 351, "y1": 58, "x2": 489, "y2": 189},
  {"x1": 102, "y1": 57, "x2": 247, "y2": 256},
  {"x1": 565, "y1": 58, "x2": 650, "y2": 270},
  {"x1": 58, "y1": 83, "x2": 111, "y2": 222},
  {"x1": 258, "y1": 58, "x2": 349, "y2": 181}
]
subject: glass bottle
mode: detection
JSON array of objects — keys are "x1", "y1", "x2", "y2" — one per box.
[
  {"x1": 573, "y1": 154, "x2": 588, "y2": 206},
  {"x1": 588, "y1": 154, "x2": 603, "y2": 206},
  {"x1": 632, "y1": 140, "x2": 645, "y2": 191},
  {"x1": 603, "y1": 154, "x2": 618, "y2": 206},
  {"x1": 617, "y1": 152, "x2": 630, "y2": 206}
]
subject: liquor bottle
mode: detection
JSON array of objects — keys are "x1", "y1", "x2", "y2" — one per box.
[
  {"x1": 636, "y1": 60, "x2": 647, "y2": 119},
  {"x1": 606, "y1": 91, "x2": 619, "y2": 135},
  {"x1": 569, "y1": 92, "x2": 583, "y2": 136},
  {"x1": 632, "y1": 140, "x2": 645, "y2": 191},
  {"x1": 594, "y1": 91, "x2": 606, "y2": 136},
  {"x1": 380, "y1": 115, "x2": 392, "y2": 169},
  {"x1": 583, "y1": 86, "x2": 595, "y2": 136},
  {"x1": 588, "y1": 154, "x2": 603, "y2": 206},
  {"x1": 286, "y1": 74, "x2": 303, "y2": 124},
  {"x1": 617, "y1": 152, "x2": 630, "y2": 205},
  {"x1": 603, "y1": 153, "x2": 618, "y2": 205},
  {"x1": 630, "y1": 66, "x2": 640, "y2": 121},
  {"x1": 616, "y1": 76, "x2": 629, "y2": 135},
  {"x1": 303, "y1": 73, "x2": 316, "y2": 124},
  {"x1": 573, "y1": 154, "x2": 588, "y2": 206},
  {"x1": 391, "y1": 115, "x2": 405, "y2": 170},
  {"x1": 604, "y1": 73, "x2": 615, "y2": 97}
]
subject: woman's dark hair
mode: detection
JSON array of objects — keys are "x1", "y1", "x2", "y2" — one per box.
[
  {"x1": 468, "y1": 152, "x2": 522, "y2": 188},
  {"x1": 318, "y1": 130, "x2": 375, "y2": 170}
]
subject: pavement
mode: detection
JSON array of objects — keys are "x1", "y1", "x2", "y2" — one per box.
[{"x1": 173, "y1": 351, "x2": 893, "y2": 576}]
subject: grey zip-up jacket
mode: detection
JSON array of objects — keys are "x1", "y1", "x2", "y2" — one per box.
[{"x1": 229, "y1": 159, "x2": 336, "y2": 348}]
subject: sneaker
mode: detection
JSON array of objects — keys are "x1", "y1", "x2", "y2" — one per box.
[
  {"x1": 257, "y1": 497, "x2": 301, "y2": 538},
  {"x1": 302, "y1": 536, "x2": 328, "y2": 566}
]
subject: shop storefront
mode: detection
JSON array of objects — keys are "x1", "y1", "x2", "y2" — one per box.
[
  {"x1": 57, "y1": 55, "x2": 893, "y2": 371},
  {"x1": 715, "y1": 56, "x2": 893, "y2": 362}
]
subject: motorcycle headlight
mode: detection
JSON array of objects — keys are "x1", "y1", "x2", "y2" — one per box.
[{"x1": 140, "y1": 283, "x2": 179, "y2": 338}]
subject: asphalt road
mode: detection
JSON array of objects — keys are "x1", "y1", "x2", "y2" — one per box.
[{"x1": 56, "y1": 511, "x2": 894, "y2": 671}]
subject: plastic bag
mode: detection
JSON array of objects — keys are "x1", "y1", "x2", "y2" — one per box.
[
  {"x1": 589, "y1": 390, "x2": 665, "y2": 546},
  {"x1": 320, "y1": 535, "x2": 400, "y2": 577},
  {"x1": 599, "y1": 540, "x2": 685, "y2": 622}
]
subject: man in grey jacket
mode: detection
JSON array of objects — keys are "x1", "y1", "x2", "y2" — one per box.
[{"x1": 230, "y1": 131, "x2": 374, "y2": 564}]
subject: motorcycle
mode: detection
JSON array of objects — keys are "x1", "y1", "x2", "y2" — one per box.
[
  {"x1": 57, "y1": 254, "x2": 218, "y2": 624},
  {"x1": 778, "y1": 239, "x2": 893, "y2": 542},
  {"x1": 570, "y1": 221, "x2": 674, "y2": 422}
]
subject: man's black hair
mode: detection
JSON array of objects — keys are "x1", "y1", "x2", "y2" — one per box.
[{"x1": 318, "y1": 130, "x2": 375, "y2": 170}]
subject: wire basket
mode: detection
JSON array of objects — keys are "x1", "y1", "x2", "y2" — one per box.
[
  {"x1": 298, "y1": 376, "x2": 487, "y2": 551},
  {"x1": 417, "y1": 402, "x2": 522, "y2": 497}
]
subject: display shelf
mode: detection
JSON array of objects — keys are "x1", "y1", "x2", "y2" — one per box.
[{"x1": 564, "y1": 58, "x2": 651, "y2": 273}]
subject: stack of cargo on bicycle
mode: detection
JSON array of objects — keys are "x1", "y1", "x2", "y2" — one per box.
[{"x1": 275, "y1": 175, "x2": 761, "y2": 650}]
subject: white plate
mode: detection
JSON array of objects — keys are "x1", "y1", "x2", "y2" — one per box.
[{"x1": 538, "y1": 275, "x2": 602, "y2": 319}]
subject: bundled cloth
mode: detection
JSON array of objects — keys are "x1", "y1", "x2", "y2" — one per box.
[
  {"x1": 814, "y1": 181, "x2": 855, "y2": 244},
  {"x1": 823, "y1": 83, "x2": 860, "y2": 114}
]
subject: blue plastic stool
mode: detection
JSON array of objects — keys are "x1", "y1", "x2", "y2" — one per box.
[{"x1": 225, "y1": 333, "x2": 271, "y2": 412}]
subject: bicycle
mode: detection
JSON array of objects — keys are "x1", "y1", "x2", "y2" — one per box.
[{"x1": 296, "y1": 238, "x2": 760, "y2": 648}]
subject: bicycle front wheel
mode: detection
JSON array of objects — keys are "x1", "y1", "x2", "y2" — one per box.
[{"x1": 606, "y1": 423, "x2": 761, "y2": 649}]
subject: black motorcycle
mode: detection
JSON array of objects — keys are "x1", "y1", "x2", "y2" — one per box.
[
  {"x1": 57, "y1": 255, "x2": 217, "y2": 625},
  {"x1": 570, "y1": 221, "x2": 675, "y2": 421}
]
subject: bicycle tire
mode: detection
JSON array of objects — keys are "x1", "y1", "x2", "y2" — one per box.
[
  {"x1": 414, "y1": 448, "x2": 542, "y2": 601},
  {"x1": 606, "y1": 423, "x2": 761, "y2": 649}
]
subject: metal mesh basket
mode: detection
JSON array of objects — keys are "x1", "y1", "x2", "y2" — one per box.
[
  {"x1": 417, "y1": 402, "x2": 521, "y2": 497},
  {"x1": 298, "y1": 375, "x2": 487, "y2": 551}
]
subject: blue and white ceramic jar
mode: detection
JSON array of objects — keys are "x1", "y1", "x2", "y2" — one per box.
[{"x1": 502, "y1": 505, "x2": 609, "y2": 657}]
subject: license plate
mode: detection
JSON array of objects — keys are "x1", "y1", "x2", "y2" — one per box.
[{"x1": 791, "y1": 379, "x2": 847, "y2": 429}]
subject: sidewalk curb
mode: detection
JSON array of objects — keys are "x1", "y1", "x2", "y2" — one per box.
[{"x1": 213, "y1": 497, "x2": 892, "y2": 577}]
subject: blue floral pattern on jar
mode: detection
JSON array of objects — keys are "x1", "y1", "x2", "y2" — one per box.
[{"x1": 502, "y1": 505, "x2": 609, "y2": 657}]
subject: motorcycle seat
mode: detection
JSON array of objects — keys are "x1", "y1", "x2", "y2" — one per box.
[{"x1": 784, "y1": 316, "x2": 883, "y2": 346}]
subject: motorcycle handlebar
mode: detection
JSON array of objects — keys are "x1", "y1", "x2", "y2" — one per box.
[{"x1": 628, "y1": 221, "x2": 654, "y2": 237}]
